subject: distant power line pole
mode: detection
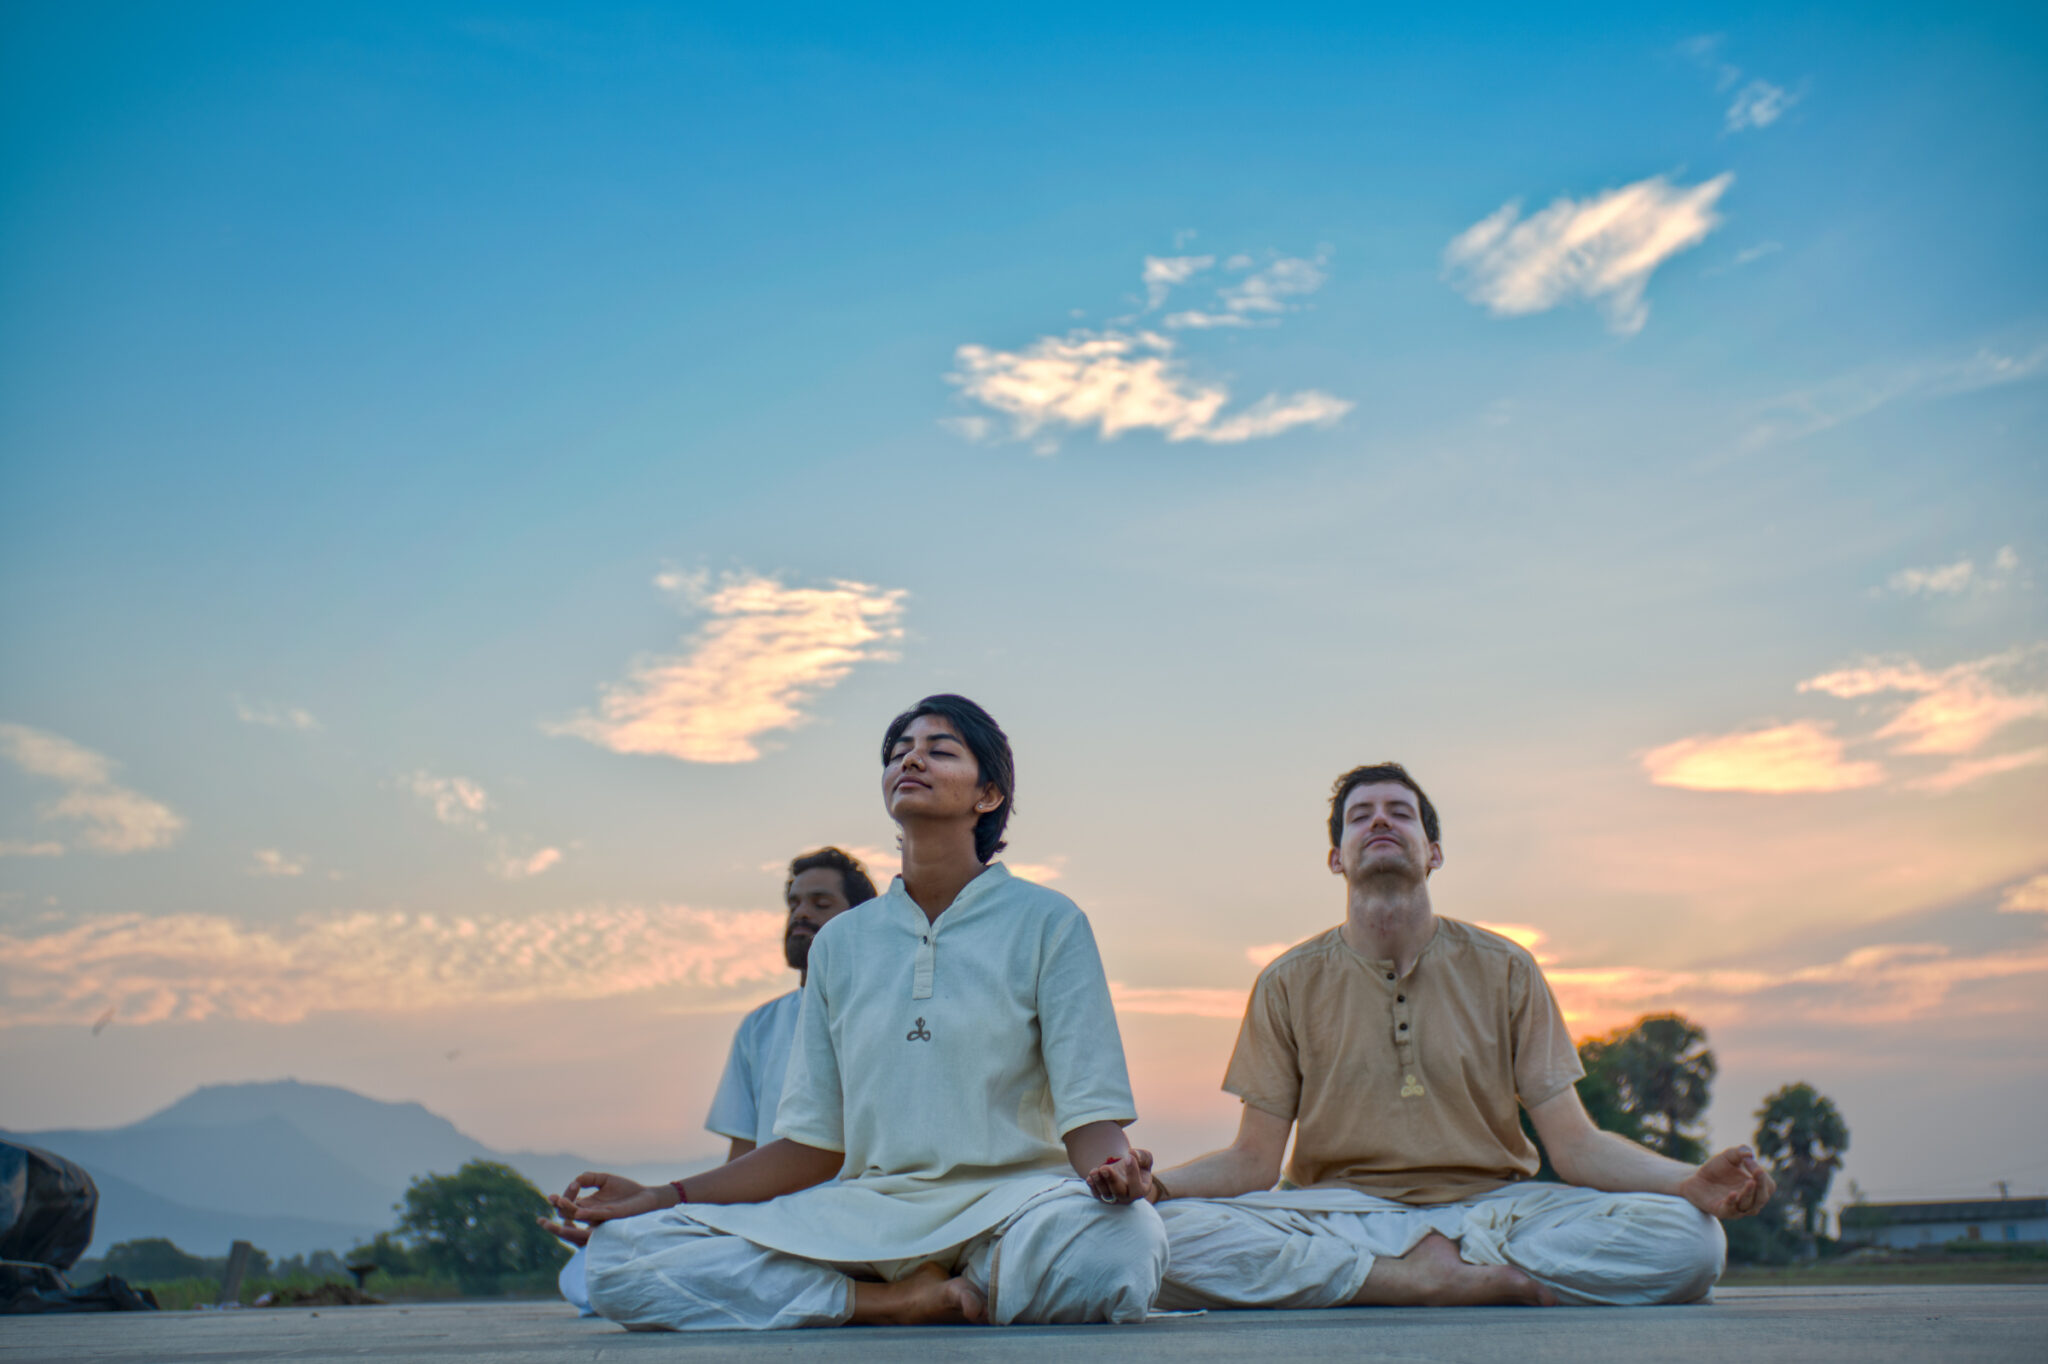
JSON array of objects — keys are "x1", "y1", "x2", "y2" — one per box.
[{"x1": 1995, "y1": 1180, "x2": 2010, "y2": 1200}]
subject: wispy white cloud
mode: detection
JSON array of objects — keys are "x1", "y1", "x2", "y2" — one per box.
[
  {"x1": 2001, "y1": 874, "x2": 2048, "y2": 914},
  {"x1": 1217, "y1": 254, "x2": 1329, "y2": 316},
  {"x1": 951, "y1": 250, "x2": 1350, "y2": 450},
  {"x1": 1744, "y1": 343, "x2": 2048, "y2": 449},
  {"x1": 1641, "y1": 720, "x2": 1886, "y2": 794},
  {"x1": 1443, "y1": 173, "x2": 1732, "y2": 334},
  {"x1": 0, "y1": 723, "x2": 185, "y2": 854},
  {"x1": 0, "y1": 840, "x2": 65, "y2": 858},
  {"x1": 1726, "y1": 79, "x2": 1797, "y2": 132},
  {"x1": 1885, "y1": 547, "x2": 2020, "y2": 597},
  {"x1": 1906, "y1": 746, "x2": 2048, "y2": 794},
  {"x1": 0, "y1": 903, "x2": 790, "y2": 1026},
  {"x1": 496, "y1": 846, "x2": 563, "y2": 880},
  {"x1": 1643, "y1": 648, "x2": 2048, "y2": 795},
  {"x1": 1244, "y1": 941, "x2": 1291, "y2": 969},
  {"x1": 1889, "y1": 558, "x2": 1978, "y2": 596},
  {"x1": 1159, "y1": 252, "x2": 1330, "y2": 329},
  {"x1": 1162, "y1": 310, "x2": 1255, "y2": 330},
  {"x1": 249, "y1": 849, "x2": 304, "y2": 877},
  {"x1": 1800, "y1": 651, "x2": 2048, "y2": 757},
  {"x1": 234, "y1": 699, "x2": 321, "y2": 732},
  {"x1": 404, "y1": 772, "x2": 492, "y2": 830},
  {"x1": 1548, "y1": 936, "x2": 2048, "y2": 1035},
  {"x1": 1143, "y1": 254, "x2": 1214, "y2": 308},
  {"x1": 1004, "y1": 856, "x2": 1065, "y2": 884},
  {"x1": 1110, "y1": 982, "x2": 1248, "y2": 1020},
  {"x1": 1680, "y1": 36, "x2": 1801, "y2": 134},
  {"x1": 549, "y1": 572, "x2": 907, "y2": 763},
  {"x1": 949, "y1": 329, "x2": 1351, "y2": 448}
]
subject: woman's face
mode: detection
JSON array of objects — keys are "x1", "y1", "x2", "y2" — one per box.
[{"x1": 884, "y1": 714, "x2": 999, "y2": 825}]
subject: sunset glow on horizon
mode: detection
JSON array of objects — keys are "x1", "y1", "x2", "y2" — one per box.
[{"x1": 2, "y1": 4, "x2": 2042, "y2": 1213}]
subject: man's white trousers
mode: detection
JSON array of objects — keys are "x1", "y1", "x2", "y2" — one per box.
[{"x1": 1157, "y1": 1183, "x2": 1725, "y2": 1309}]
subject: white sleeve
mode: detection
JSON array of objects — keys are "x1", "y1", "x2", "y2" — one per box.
[
  {"x1": 772, "y1": 938, "x2": 846, "y2": 1152},
  {"x1": 1038, "y1": 908, "x2": 1139, "y2": 1137},
  {"x1": 703, "y1": 1013, "x2": 760, "y2": 1142}
]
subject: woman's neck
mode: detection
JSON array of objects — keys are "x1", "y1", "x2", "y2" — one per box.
[{"x1": 898, "y1": 822, "x2": 987, "y2": 923}]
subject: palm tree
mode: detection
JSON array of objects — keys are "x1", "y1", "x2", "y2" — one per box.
[
  {"x1": 1754, "y1": 1082, "x2": 1850, "y2": 1257},
  {"x1": 1589, "y1": 1014, "x2": 1716, "y2": 1162}
]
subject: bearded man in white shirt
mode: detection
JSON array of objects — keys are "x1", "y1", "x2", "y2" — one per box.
[
  {"x1": 560, "y1": 846, "x2": 878, "y2": 1314},
  {"x1": 707, "y1": 847, "x2": 880, "y2": 1159}
]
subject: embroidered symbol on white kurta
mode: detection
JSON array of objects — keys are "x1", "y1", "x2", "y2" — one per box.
[
  {"x1": 905, "y1": 1017, "x2": 932, "y2": 1042},
  {"x1": 1400, "y1": 1074, "x2": 1426, "y2": 1098}
]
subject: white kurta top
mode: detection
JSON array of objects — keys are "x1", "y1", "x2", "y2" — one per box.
[
  {"x1": 704, "y1": 988, "x2": 802, "y2": 1148},
  {"x1": 675, "y1": 863, "x2": 1137, "y2": 1263}
]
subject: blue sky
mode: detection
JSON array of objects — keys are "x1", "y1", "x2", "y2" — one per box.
[{"x1": 3, "y1": 4, "x2": 2045, "y2": 1203}]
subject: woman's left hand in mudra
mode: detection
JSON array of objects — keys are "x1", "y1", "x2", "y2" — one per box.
[
  {"x1": 1085, "y1": 1148, "x2": 1155, "y2": 1205},
  {"x1": 538, "y1": 1170, "x2": 668, "y2": 1246}
]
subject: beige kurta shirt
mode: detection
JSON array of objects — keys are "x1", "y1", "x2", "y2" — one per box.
[
  {"x1": 675, "y1": 863, "x2": 1138, "y2": 1263},
  {"x1": 1223, "y1": 917, "x2": 1583, "y2": 1205}
]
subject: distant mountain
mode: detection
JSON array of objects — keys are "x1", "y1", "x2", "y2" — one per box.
[
  {"x1": 9, "y1": 1079, "x2": 715, "y2": 1257},
  {"x1": 135, "y1": 1080, "x2": 500, "y2": 1201},
  {"x1": 14, "y1": 1113, "x2": 398, "y2": 1226},
  {"x1": 82, "y1": 1168, "x2": 380, "y2": 1262}
]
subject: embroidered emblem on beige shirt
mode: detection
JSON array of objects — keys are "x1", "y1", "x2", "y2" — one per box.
[{"x1": 1400, "y1": 1074, "x2": 1426, "y2": 1098}]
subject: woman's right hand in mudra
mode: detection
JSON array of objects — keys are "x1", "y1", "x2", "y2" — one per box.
[{"x1": 538, "y1": 1171, "x2": 669, "y2": 1246}]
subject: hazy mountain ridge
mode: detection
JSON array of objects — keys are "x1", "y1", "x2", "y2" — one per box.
[{"x1": 9, "y1": 1079, "x2": 712, "y2": 1256}]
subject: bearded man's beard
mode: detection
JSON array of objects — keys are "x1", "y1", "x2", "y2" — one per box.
[{"x1": 784, "y1": 931, "x2": 813, "y2": 971}]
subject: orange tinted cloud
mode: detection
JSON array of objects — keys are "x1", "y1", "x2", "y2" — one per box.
[
  {"x1": 550, "y1": 572, "x2": 907, "y2": 764},
  {"x1": 1547, "y1": 938, "x2": 2048, "y2": 1037},
  {"x1": 1644, "y1": 647, "x2": 2047, "y2": 795},
  {"x1": 1801, "y1": 652, "x2": 2048, "y2": 756},
  {"x1": 2001, "y1": 874, "x2": 2048, "y2": 914},
  {"x1": 0, "y1": 904, "x2": 787, "y2": 1026},
  {"x1": 1640, "y1": 720, "x2": 1885, "y2": 793},
  {"x1": 1110, "y1": 982, "x2": 1249, "y2": 1020}
]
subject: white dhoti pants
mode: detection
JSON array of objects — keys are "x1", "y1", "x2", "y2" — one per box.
[
  {"x1": 586, "y1": 1182, "x2": 1168, "y2": 1331},
  {"x1": 1157, "y1": 1183, "x2": 1724, "y2": 1309}
]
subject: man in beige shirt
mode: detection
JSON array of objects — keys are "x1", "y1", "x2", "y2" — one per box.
[{"x1": 1140, "y1": 762, "x2": 1776, "y2": 1308}]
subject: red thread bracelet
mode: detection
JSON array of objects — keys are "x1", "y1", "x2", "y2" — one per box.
[{"x1": 670, "y1": 1179, "x2": 690, "y2": 1205}]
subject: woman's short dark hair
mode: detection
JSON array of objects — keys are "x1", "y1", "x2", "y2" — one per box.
[
  {"x1": 880, "y1": 694, "x2": 1015, "y2": 863},
  {"x1": 785, "y1": 846, "x2": 879, "y2": 905},
  {"x1": 1328, "y1": 762, "x2": 1440, "y2": 847}
]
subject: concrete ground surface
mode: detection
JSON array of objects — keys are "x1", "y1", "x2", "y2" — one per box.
[{"x1": 4, "y1": 1286, "x2": 2040, "y2": 1362}]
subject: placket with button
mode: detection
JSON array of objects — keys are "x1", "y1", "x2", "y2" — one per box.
[
  {"x1": 1387, "y1": 963, "x2": 1424, "y2": 1099},
  {"x1": 912, "y1": 917, "x2": 937, "y2": 1000}
]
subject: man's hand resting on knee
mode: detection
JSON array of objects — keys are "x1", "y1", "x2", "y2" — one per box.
[
  {"x1": 1678, "y1": 1147, "x2": 1775, "y2": 1219},
  {"x1": 1530, "y1": 1087, "x2": 1777, "y2": 1220}
]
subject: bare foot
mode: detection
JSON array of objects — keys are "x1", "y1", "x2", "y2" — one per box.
[
  {"x1": 851, "y1": 1262, "x2": 987, "y2": 1325},
  {"x1": 1352, "y1": 1232, "x2": 1557, "y2": 1307}
]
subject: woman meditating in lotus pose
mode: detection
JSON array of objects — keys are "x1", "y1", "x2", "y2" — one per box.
[{"x1": 540, "y1": 694, "x2": 1167, "y2": 1330}]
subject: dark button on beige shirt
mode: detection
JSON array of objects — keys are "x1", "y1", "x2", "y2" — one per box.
[{"x1": 1222, "y1": 917, "x2": 1583, "y2": 1205}]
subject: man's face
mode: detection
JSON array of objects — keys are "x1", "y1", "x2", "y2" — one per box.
[
  {"x1": 1328, "y1": 781, "x2": 1442, "y2": 886},
  {"x1": 785, "y1": 867, "x2": 854, "y2": 971}
]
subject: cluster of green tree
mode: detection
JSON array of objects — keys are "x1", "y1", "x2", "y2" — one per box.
[
  {"x1": 1523, "y1": 1012, "x2": 1850, "y2": 1264},
  {"x1": 348, "y1": 1159, "x2": 570, "y2": 1297},
  {"x1": 75, "y1": 1239, "x2": 372, "y2": 1310},
  {"x1": 84, "y1": 1160, "x2": 569, "y2": 1305},
  {"x1": 95, "y1": 1237, "x2": 273, "y2": 1284}
]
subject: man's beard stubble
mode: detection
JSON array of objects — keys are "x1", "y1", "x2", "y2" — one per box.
[{"x1": 784, "y1": 930, "x2": 812, "y2": 972}]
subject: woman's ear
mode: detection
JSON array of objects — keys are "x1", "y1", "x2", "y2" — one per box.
[{"x1": 975, "y1": 784, "x2": 1005, "y2": 814}]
